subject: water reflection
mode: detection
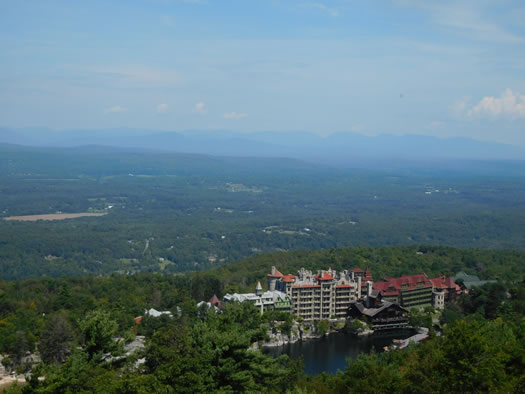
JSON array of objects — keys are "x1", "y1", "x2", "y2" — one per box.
[{"x1": 263, "y1": 329, "x2": 414, "y2": 375}]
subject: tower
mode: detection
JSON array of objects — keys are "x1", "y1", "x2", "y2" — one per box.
[{"x1": 256, "y1": 281, "x2": 263, "y2": 296}]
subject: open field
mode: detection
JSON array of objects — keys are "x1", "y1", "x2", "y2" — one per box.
[{"x1": 3, "y1": 212, "x2": 107, "y2": 221}]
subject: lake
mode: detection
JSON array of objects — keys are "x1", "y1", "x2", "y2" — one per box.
[{"x1": 263, "y1": 329, "x2": 414, "y2": 375}]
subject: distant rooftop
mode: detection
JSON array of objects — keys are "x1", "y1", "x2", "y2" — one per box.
[{"x1": 452, "y1": 271, "x2": 496, "y2": 289}]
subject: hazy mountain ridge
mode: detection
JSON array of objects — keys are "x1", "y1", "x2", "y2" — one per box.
[{"x1": 1, "y1": 127, "x2": 523, "y2": 166}]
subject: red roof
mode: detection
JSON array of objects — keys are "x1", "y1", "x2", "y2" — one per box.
[
  {"x1": 373, "y1": 282, "x2": 400, "y2": 297},
  {"x1": 431, "y1": 276, "x2": 460, "y2": 292},
  {"x1": 282, "y1": 275, "x2": 296, "y2": 283},
  {"x1": 315, "y1": 272, "x2": 335, "y2": 281},
  {"x1": 267, "y1": 267, "x2": 284, "y2": 277},
  {"x1": 134, "y1": 316, "x2": 143, "y2": 324},
  {"x1": 351, "y1": 268, "x2": 364, "y2": 273},
  {"x1": 374, "y1": 274, "x2": 432, "y2": 295}
]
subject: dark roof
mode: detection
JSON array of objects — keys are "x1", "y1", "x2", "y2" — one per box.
[{"x1": 350, "y1": 300, "x2": 409, "y2": 318}]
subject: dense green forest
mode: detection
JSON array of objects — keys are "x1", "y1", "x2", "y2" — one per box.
[
  {"x1": 0, "y1": 245, "x2": 524, "y2": 392},
  {"x1": 208, "y1": 245, "x2": 525, "y2": 291},
  {"x1": 1, "y1": 144, "x2": 525, "y2": 280}
]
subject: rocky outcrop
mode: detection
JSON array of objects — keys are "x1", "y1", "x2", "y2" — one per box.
[{"x1": 262, "y1": 319, "x2": 346, "y2": 347}]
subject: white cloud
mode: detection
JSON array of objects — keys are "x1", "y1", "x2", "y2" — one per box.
[
  {"x1": 223, "y1": 112, "x2": 248, "y2": 120},
  {"x1": 194, "y1": 101, "x2": 207, "y2": 114},
  {"x1": 467, "y1": 89, "x2": 525, "y2": 119},
  {"x1": 394, "y1": 1, "x2": 524, "y2": 43},
  {"x1": 157, "y1": 103, "x2": 169, "y2": 113},
  {"x1": 104, "y1": 105, "x2": 128, "y2": 113},
  {"x1": 308, "y1": 2, "x2": 339, "y2": 17}
]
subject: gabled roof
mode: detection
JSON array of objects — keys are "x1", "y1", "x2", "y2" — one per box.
[
  {"x1": 430, "y1": 276, "x2": 460, "y2": 292},
  {"x1": 267, "y1": 267, "x2": 284, "y2": 277},
  {"x1": 209, "y1": 294, "x2": 221, "y2": 304},
  {"x1": 374, "y1": 274, "x2": 432, "y2": 295},
  {"x1": 350, "y1": 300, "x2": 409, "y2": 318},
  {"x1": 315, "y1": 272, "x2": 335, "y2": 281},
  {"x1": 363, "y1": 267, "x2": 373, "y2": 281},
  {"x1": 282, "y1": 275, "x2": 296, "y2": 283},
  {"x1": 351, "y1": 268, "x2": 364, "y2": 273}
]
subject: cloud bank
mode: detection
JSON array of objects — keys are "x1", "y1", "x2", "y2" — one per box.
[{"x1": 468, "y1": 89, "x2": 525, "y2": 119}]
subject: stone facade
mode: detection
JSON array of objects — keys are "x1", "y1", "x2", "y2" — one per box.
[{"x1": 268, "y1": 266, "x2": 362, "y2": 321}]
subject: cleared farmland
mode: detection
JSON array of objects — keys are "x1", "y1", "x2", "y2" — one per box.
[{"x1": 3, "y1": 212, "x2": 107, "y2": 221}]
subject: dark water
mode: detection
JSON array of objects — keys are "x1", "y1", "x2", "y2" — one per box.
[{"x1": 263, "y1": 329, "x2": 414, "y2": 375}]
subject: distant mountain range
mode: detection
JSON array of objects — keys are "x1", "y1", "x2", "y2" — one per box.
[{"x1": 1, "y1": 127, "x2": 524, "y2": 167}]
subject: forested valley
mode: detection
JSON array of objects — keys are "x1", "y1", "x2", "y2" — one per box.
[
  {"x1": 2, "y1": 144, "x2": 525, "y2": 392},
  {"x1": 1, "y1": 144, "x2": 525, "y2": 280},
  {"x1": 3, "y1": 0, "x2": 525, "y2": 391}
]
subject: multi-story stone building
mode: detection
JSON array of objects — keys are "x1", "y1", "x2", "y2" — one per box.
[
  {"x1": 430, "y1": 276, "x2": 461, "y2": 309},
  {"x1": 373, "y1": 274, "x2": 434, "y2": 309},
  {"x1": 349, "y1": 267, "x2": 374, "y2": 297},
  {"x1": 267, "y1": 266, "x2": 362, "y2": 321}
]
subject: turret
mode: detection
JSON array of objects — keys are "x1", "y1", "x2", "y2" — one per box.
[
  {"x1": 256, "y1": 281, "x2": 263, "y2": 296},
  {"x1": 267, "y1": 266, "x2": 284, "y2": 291}
]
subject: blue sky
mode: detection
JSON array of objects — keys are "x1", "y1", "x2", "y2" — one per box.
[{"x1": 1, "y1": 0, "x2": 525, "y2": 146}]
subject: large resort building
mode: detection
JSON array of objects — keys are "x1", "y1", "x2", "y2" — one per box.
[
  {"x1": 373, "y1": 273, "x2": 463, "y2": 310},
  {"x1": 221, "y1": 266, "x2": 461, "y2": 321},
  {"x1": 373, "y1": 274, "x2": 434, "y2": 309},
  {"x1": 268, "y1": 266, "x2": 364, "y2": 320}
]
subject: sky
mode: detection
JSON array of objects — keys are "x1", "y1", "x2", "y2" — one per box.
[{"x1": 1, "y1": 0, "x2": 525, "y2": 146}]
